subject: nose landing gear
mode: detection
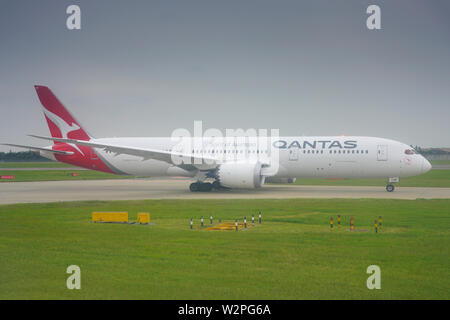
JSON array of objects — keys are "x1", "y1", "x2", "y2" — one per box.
[
  {"x1": 386, "y1": 177, "x2": 399, "y2": 192},
  {"x1": 386, "y1": 184, "x2": 395, "y2": 192}
]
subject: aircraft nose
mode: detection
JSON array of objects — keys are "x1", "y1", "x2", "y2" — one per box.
[{"x1": 421, "y1": 158, "x2": 432, "y2": 173}]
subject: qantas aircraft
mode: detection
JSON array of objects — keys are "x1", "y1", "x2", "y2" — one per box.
[{"x1": 4, "y1": 85, "x2": 431, "y2": 192}]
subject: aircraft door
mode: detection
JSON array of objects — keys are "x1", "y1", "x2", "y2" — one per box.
[
  {"x1": 289, "y1": 148, "x2": 299, "y2": 161},
  {"x1": 377, "y1": 145, "x2": 388, "y2": 161}
]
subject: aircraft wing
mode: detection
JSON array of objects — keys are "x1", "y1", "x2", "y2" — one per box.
[
  {"x1": 28, "y1": 135, "x2": 217, "y2": 170},
  {"x1": 1, "y1": 143, "x2": 74, "y2": 155}
]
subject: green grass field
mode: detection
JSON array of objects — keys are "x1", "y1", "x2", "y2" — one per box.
[
  {"x1": 0, "y1": 161, "x2": 74, "y2": 168},
  {"x1": 431, "y1": 160, "x2": 450, "y2": 165},
  {"x1": 0, "y1": 198, "x2": 448, "y2": 299},
  {"x1": 291, "y1": 170, "x2": 450, "y2": 188},
  {"x1": 0, "y1": 170, "x2": 137, "y2": 182}
]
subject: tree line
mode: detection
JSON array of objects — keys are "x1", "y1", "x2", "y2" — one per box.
[
  {"x1": 412, "y1": 146, "x2": 450, "y2": 155},
  {"x1": 0, "y1": 151, "x2": 50, "y2": 162}
]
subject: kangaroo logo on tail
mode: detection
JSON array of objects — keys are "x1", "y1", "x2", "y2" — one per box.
[
  {"x1": 42, "y1": 108, "x2": 80, "y2": 138},
  {"x1": 42, "y1": 108, "x2": 85, "y2": 156}
]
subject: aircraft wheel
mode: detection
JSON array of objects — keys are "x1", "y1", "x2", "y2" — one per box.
[
  {"x1": 199, "y1": 182, "x2": 213, "y2": 192},
  {"x1": 190, "y1": 182, "x2": 213, "y2": 192},
  {"x1": 386, "y1": 184, "x2": 395, "y2": 192},
  {"x1": 189, "y1": 183, "x2": 199, "y2": 192}
]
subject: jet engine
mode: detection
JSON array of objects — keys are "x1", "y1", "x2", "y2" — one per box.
[{"x1": 217, "y1": 161, "x2": 265, "y2": 189}]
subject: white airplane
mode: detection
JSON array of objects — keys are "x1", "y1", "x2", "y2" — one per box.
[{"x1": 4, "y1": 85, "x2": 431, "y2": 192}]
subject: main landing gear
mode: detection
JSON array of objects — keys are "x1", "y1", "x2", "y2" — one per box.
[
  {"x1": 189, "y1": 181, "x2": 225, "y2": 192},
  {"x1": 189, "y1": 182, "x2": 213, "y2": 192}
]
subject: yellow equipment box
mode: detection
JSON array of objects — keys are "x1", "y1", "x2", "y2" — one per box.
[
  {"x1": 206, "y1": 222, "x2": 248, "y2": 231},
  {"x1": 92, "y1": 212, "x2": 128, "y2": 223},
  {"x1": 137, "y1": 213, "x2": 150, "y2": 224}
]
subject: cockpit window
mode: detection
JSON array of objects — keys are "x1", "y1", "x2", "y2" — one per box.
[{"x1": 405, "y1": 149, "x2": 417, "y2": 155}]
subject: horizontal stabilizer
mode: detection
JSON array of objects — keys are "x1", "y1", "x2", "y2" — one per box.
[{"x1": 1, "y1": 143, "x2": 74, "y2": 155}]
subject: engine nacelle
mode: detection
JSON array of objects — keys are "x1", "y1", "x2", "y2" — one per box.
[
  {"x1": 217, "y1": 161, "x2": 265, "y2": 189},
  {"x1": 265, "y1": 177, "x2": 296, "y2": 184}
]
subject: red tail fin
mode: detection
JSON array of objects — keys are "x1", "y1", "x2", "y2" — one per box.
[{"x1": 34, "y1": 85, "x2": 91, "y2": 141}]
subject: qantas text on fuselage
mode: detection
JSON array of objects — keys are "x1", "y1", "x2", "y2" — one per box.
[{"x1": 273, "y1": 140, "x2": 357, "y2": 149}]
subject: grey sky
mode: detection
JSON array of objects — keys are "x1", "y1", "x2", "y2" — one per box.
[{"x1": 1, "y1": 0, "x2": 449, "y2": 152}]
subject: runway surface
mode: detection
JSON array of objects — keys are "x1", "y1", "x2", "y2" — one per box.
[
  {"x1": 431, "y1": 164, "x2": 450, "y2": 170},
  {"x1": 1, "y1": 178, "x2": 449, "y2": 204}
]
